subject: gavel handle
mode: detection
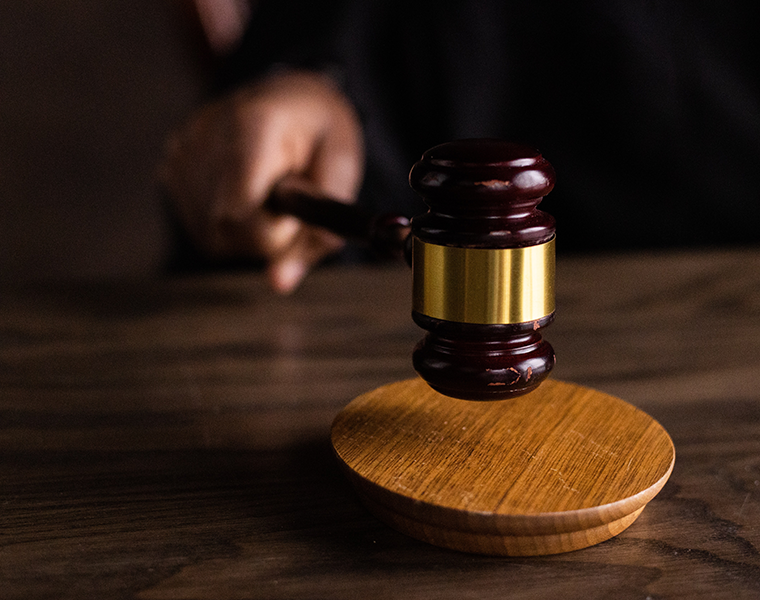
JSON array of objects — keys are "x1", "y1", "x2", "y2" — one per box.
[{"x1": 266, "y1": 176, "x2": 412, "y2": 263}]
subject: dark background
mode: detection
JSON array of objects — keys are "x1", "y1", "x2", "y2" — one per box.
[
  {"x1": 0, "y1": 0, "x2": 211, "y2": 281},
  {"x1": 2, "y1": 1, "x2": 758, "y2": 281}
]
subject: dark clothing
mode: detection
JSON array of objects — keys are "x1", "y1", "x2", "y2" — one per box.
[{"x1": 222, "y1": 0, "x2": 760, "y2": 253}]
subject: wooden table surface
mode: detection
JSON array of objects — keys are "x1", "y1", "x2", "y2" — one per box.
[{"x1": 2, "y1": 249, "x2": 760, "y2": 599}]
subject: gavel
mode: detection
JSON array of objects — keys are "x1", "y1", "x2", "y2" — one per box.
[{"x1": 269, "y1": 139, "x2": 556, "y2": 400}]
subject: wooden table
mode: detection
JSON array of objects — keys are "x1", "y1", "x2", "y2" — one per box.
[{"x1": 2, "y1": 249, "x2": 760, "y2": 599}]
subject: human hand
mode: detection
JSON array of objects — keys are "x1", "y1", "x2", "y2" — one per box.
[{"x1": 159, "y1": 70, "x2": 364, "y2": 293}]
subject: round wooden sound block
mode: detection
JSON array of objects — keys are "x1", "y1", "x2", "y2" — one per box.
[{"x1": 331, "y1": 378, "x2": 675, "y2": 556}]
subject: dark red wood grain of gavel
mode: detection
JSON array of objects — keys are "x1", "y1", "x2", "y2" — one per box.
[
  {"x1": 267, "y1": 175, "x2": 412, "y2": 263},
  {"x1": 268, "y1": 139, "x2": 556, "y2": 400}
]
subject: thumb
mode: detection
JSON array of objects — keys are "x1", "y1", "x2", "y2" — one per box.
[{"x1": 267, "y1": 226, "x2": 345, "y2": 294}]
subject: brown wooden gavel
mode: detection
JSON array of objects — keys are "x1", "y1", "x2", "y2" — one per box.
[{"x1": 268, "y1": 139, "x2": 556, "y2": 400}]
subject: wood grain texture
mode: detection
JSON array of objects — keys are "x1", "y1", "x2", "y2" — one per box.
[
  {"x1": 332, "y1": 378, "x2": 674, "y2": 555},
  {"x1": 1, "y1": 249, "x2": 760, "y2": 599}
]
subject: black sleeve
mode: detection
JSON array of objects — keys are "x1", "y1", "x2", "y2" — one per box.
[
  {"x1": 215, "y1": 0, "x2": 350, "y2": 92},
  {"x1": 213, "y1": 0, "x2": 760, "y2": 251}
]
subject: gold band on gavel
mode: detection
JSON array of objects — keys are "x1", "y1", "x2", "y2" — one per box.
[{"x1": 412, "y1": 237, "x2": 555, "y2": 325}]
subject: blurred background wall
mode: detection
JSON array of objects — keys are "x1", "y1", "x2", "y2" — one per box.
[{"x1": 0, "y1": 0, "x2": 213, "y2": 281}]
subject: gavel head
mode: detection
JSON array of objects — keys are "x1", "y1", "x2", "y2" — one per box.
[{"x1": 409, "y1": 139, "x2": 556, "y2": 400}]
